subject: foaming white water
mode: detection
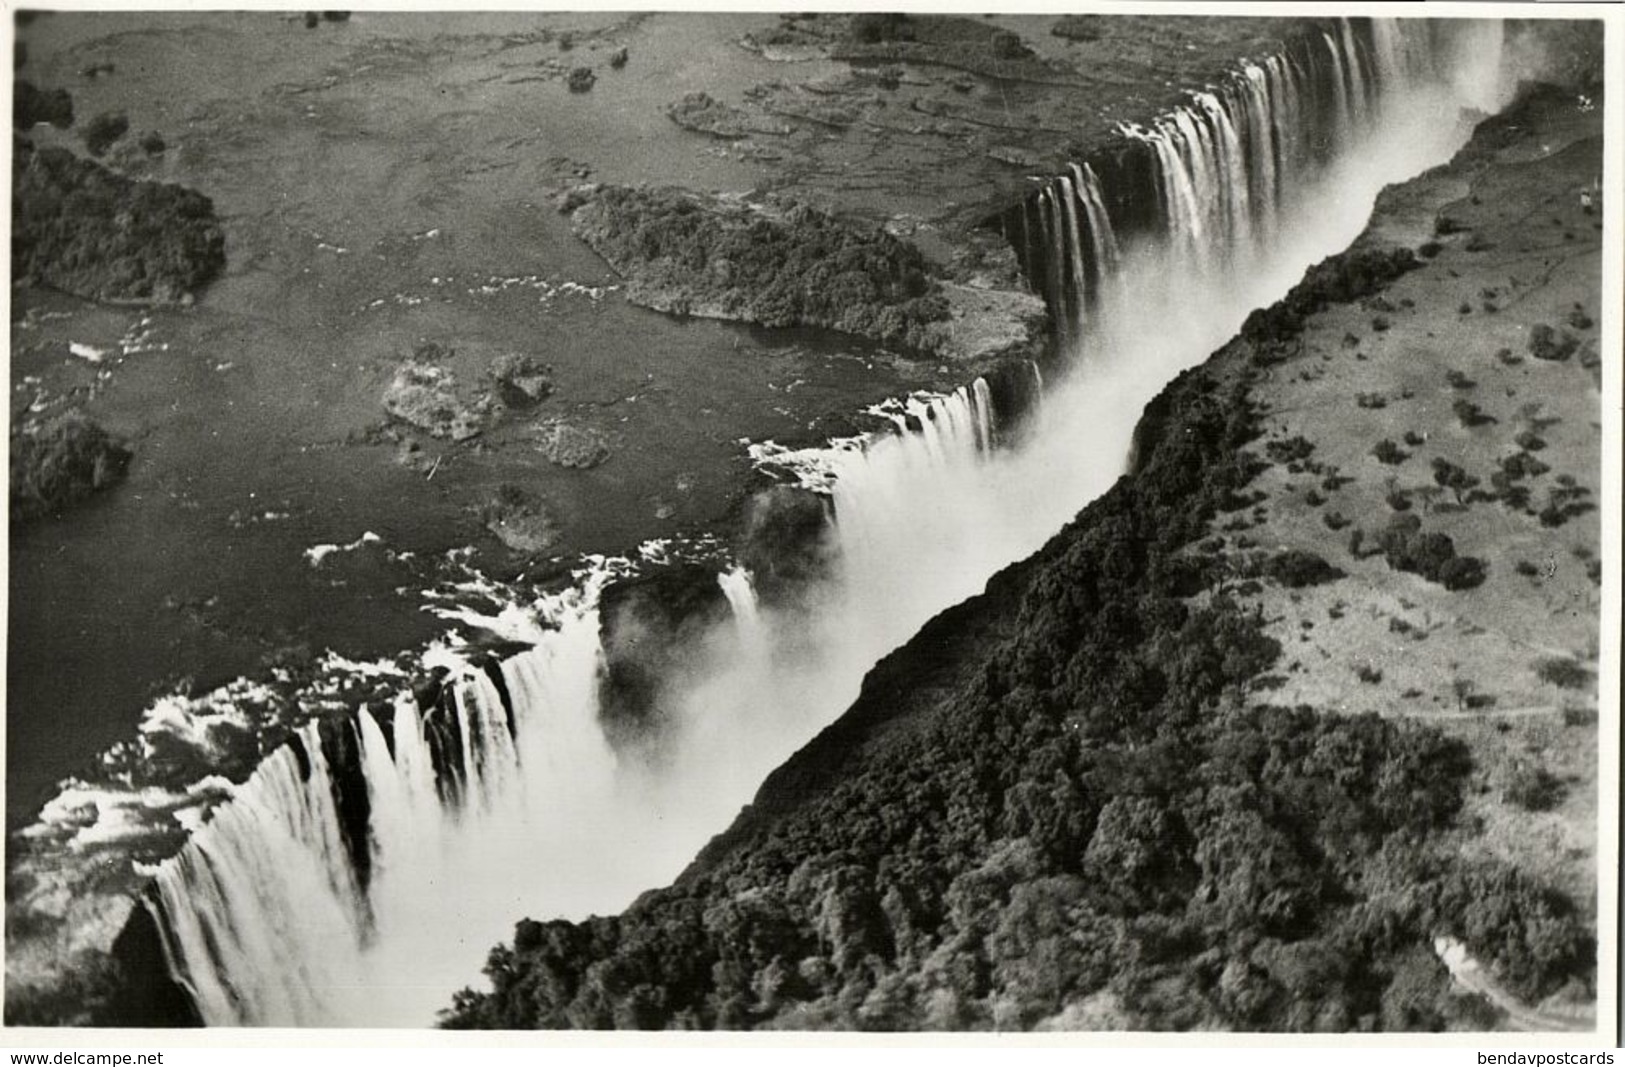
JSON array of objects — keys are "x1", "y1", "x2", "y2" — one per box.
[
  {"x1": 150, "y1": 725, "x2": 368, "y2": 1025},
  {"x1": 823, "y1": 18, "x2": 1505, "y2": 668},
  {"x1": 149, "y1": 18, "x2": 1510, "y2": 1027}
]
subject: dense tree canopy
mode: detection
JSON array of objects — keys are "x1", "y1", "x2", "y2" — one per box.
[
  {"x1": 10, "y1": 413, "x2": 132, "y2": 522},
  {"x1": 572, "y1": 185, "x2": 950, "y2": 352},
  {"x1": 12, "y1": 139, "x2": 225, "y2": 304}
]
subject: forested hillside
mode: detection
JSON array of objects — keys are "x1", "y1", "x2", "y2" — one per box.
[{"x1": 442, "y1": 235, "x2": 1593, "y2": 1031}]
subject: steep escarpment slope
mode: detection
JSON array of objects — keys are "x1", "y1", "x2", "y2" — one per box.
[{"x1": 441, "y1": 88, "x2": 1602, "y2": 1033}]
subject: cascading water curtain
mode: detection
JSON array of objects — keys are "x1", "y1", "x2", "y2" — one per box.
[
  {"x1": 1029, "y1": 16, "x2": 1446, "y2": 343},
  {"x1": 146, "y1": 579, "x2": 619, "y2": 1026}
]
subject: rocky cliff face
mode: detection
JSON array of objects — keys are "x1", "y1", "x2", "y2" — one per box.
[{"x1": 440, "y1": 87, "x2": 1600, "y2": 1032}]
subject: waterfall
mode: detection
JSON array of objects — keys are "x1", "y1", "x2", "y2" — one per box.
[
  {"x1": 148, "y1": 724, "x2": 369, "y2": 1025},
  {"x1": 1322, "y1": 30, "x2": 1352, "y2": 141},
  {"x1": 1369, "y1": 18, "x2": 1404, "y2": 92},
  {"x1": 1340, "y1": 18, "x2": 1371, "y2": 129},
  {"x1": 1040, "y1": 185, "x2": 1070, "y2": 344},
  {"x1": 1239, "y1": 62, "x2": 1279, "y2": 246},
  {"x1": 971, "y1": 377, "x2": 996, "y2": 452},
  {"x1": 717, "y1": 566, "x2": 767, "y2": 661},
  {"x1": 149, "y1": 581, "x2": 623, "y2": 1026},
  {"x1": 1056, "y1": 173, "x2": 1090, "y2": 336},
  {"x1": 143, "y1": 15, "x2": 1510, "y2": 1027},
  {"x1": 1040, "y1": 17, "x2": 1460, "y2": 342}
]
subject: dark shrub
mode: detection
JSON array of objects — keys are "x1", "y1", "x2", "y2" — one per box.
[
  {"x1": 1377, "y1": 515, "x2": 1487, "y2": 591},
  {"x1": 851, "y1": 12, "x2": 913, "y2": 43},
  {"x1": 1528, "y1": 324, "x2": 1578, "y2": 362},
  {"x1": 1562, "y1": 705, "x2": 1596, "y2": 727},
  {"x1": 1372, "y1": 439, "x2": 1409, "y2": 465},
  {"x1": 1430, "y1": 458, "x2": 1480, "y2": 503},
  {"x1": 1491, "y1": 477, "x2": 1531, "y2": 511},
  {"x1": 1501, "y1": 452, "x2": 1549, "y2": 480},
  {"x1": 10, "y1": 414, "x2": 132, "y2": 521},
  {"x1": 1536, "y1": 480, "x2": 1594, "y2": 529},
  {"x1": 13, "y1": 79, "x2": 73, "y2": 129},
  {"x1": 566, "y1": 67, "x2": 596, "y2": 93},
  {"x1": 1452, "y1": 399, "x2": 1495, "y2": 428},
  {"x1": 1052, "y1": 14, "x2": 1104, "y2": 41},
  {"x1": 1503, "y1": 763, "x2": 1565, "y2": 812},
  {"x1": 991, "y1": 31, "x2": 1029, "y2": 59},
  {"x1": 1262, "y1": 550, "x2": 1345, "y2": 589},
  {"x1": 1264, "y1": 435, "x2": 1314, "y2": 464},
  {"x1": 1534, "y1": 658, "x2": 1589, "y2": 690},
  {"x1": 83, "y1": 110, "x2": 128, "y2": 156}
]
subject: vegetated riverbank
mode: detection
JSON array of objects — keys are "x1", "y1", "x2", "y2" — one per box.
[{"x1": 442, "y1": 85, "x2": 1602, "y2": 1032}]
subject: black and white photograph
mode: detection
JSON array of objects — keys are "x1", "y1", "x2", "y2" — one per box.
[{"x1": 3, "y1": 1, "x2": 1618, "y2": 1045}]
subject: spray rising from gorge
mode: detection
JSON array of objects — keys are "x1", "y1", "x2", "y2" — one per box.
[{"x1": 142, "y1": 18, "x2": 1511, "y2": 1026}]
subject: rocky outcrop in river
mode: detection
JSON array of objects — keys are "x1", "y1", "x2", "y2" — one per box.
[
  {"x1": 563, "y1": 182, "x2": 1044, "y2": 363},
  {"x1": 11, "y1": 139, "x2": 225, "y2": 306}
]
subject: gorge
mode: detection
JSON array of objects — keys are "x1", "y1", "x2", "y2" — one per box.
[{"x1": 5, "y1": 12, "x2": 1605, "y2": 1033}]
